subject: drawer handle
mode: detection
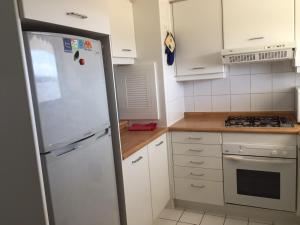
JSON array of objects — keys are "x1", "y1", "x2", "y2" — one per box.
[
  {"x1": 155, "y1": 141, "x2": 164, "y2": 147},
  {"x1": 122, "y1": 49, "x2": 132, "y2": 52},
  {"x1": 191, "y1": 184, "x2": 206, "y2": 189},
  {"x1": 188, "y1": 137, "x2": 202, "y2": 140},
  {"x1": 132, "y1": 156, "x2": 143, "y2": 164},
  {"x1": 188, "y1": 149, "x2": 203, "y2": 153},
  {"x1": 66, "y1": 12, "x2": 88, "y2": 19},
  {"x1": 189, "y1": 161, "x2": 204, "y2": 165},
  {"x1": 248, "y1": 37, "x2": 264, "y2": 41},
  {"x1": 190, "y1": 172, "x2": 205, "y2": 177},
  {"x1": 191, "y1": 66, "x2": 205, "y2": 70}
]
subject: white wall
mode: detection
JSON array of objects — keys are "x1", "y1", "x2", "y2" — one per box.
[
  {"x1": 132, "y1": 0, "x2": 185, "y2": 127},
  {"x1": 0, "y1": 1, "x2": 48, "y2": 224},
  {"x1": 183, "y1": 61, "x2": 299, "y2": 112},
  {"x1": 159, "y1": 0, "x2": 185, "y2": 126}
]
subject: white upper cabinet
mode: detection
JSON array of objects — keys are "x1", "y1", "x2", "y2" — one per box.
[
  {"x1": 109, "y1": 0, "x2": 137, "y2": 63},
  {"x1": 172, "y1": 0, "x2": 225, "y2": 81},
  {"x1": 148, "y1": 134, "x2": 170, "y2": 220},
  {"x1": 223, "y1": 0, "x2": 295, "y2": 50},
  {"x1": 20, "y1": 0, "x2": 110, "y2": 34}
]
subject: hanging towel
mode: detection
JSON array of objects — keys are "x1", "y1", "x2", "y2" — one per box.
[{"x1": 164, "y1": 32, "x2": 176, "y2": 66}]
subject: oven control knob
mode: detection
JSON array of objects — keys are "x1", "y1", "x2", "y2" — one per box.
[
  {"x1": 239, "y1": 149, "x2": 243, "y2": 153},
  {"x1": 271, "y1": 150, "x2": 278, "y2": 156},
  {"x1": 281, "y1": 150, "x2": 288, "y2": 156}
]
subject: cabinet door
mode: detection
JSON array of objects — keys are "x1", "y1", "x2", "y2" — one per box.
[
  {"x1": 122, "y1": 147, "x2": 153, "y2": 225},
  {"x1": 223, "y1": 0, "x2": 294, "y2": 49},
  {"x1": 148, "y1": 134, "x2": 170, "y2": 220},
  {"x1": 109, "y1": 0, "x2": 137, "y2": 58},
  {"x1": 20, "y1": 0, "x2": 110, "y2": 34},
  {"x1": 172, "y1": 0, "x2": 224, "y2": 78}
]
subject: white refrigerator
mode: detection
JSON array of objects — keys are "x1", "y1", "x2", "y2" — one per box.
[{"x1": 24, "y1": 32, "x2": 120, "y2": 225}]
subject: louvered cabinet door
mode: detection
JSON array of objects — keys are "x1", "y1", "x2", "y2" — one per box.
[
  {"x1": 114, "y1": 63, "x2": 159, "y2": 120},
  {"x1": 223, "y1": 0, "x2": 294, "y2": 49}
]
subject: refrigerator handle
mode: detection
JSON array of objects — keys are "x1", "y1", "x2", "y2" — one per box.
[
  {"x1": 69, "y1": 133, "x2": 96, "y2": 145},
  {"x1": 44, "y1": 128, "x2": 110, "y2": 157},
  {"x1": 96, "y1": 127, "x2": 110, "y2": 140}
]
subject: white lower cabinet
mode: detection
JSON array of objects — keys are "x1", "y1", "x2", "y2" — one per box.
[
  {"x1": 175, "y1": 178, "x2": 224, "y2": 205},
  {"x1": 122, "y1": 134, "x2": 170, "y2": 225},
  {"x1": 148, "y1": 134, "x2": 170, "y2": 220},
  {"x1": 122, "y1": 147, "x2": 153, "y2": 225},
  {"x1": 172, "y1": 132, "x2": 224, "y2": 206}
]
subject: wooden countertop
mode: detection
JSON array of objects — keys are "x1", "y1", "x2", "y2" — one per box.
[
  {"x1": 121, "y1": 128, "x2": 168, "y2": 160},
  {"x1": 169, "y1": 112, "x2": 300, "y2": 134}
]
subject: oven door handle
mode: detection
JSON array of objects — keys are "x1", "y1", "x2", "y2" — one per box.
[
  {"x1": 241, "y1": 145, "x2": 281, "y2": 151},
  {"x1": 223, "y1": 155, "x2": 295, "y2": 164}
]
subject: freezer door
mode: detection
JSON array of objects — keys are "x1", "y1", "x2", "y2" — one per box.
[
  {"x1": 25, "y1": 32, "x2": 110, "y2": 152},
  {"x1": 43, "y1": 132, "x2": 120, "y2": 225}
]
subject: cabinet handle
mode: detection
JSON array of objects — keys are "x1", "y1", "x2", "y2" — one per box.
[
  {"x1": 132, "y1": 156, "x2": 143, "y2": 164},
  {"x1": 66, "y1": 12, "x2": 88, "y2": 19},
  {"x1": 191, "y1": 184, "x2": 206, "y2": 189},
  {"x1": 188, "y1": 137, "x2": 202, "y2": 140},
  {"x1": 191, "y1": 66, "x2": 205, "y2": 70},
  {"x1": 155, "y1": 141, "x2": 164, "y2": 147},
  {"x1": 122, "y1": 49, "x2": 132, "y2": 52},
  {"x1": 188, "y1": 149, "x2": 204, "y2": 153},
  {"x1": 189, "y1": 161, "x2": 204, "y2": 165},
  {"x1": 190, "y1": 172, "x2": 205, "y2": 177},
  {"x1": 248, "y1": 37, "x2": 264, "y2": 41}
]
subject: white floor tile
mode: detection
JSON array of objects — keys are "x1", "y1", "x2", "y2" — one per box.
[
  {"x1": 154, "y1": 219, "x2": 177, "y2": 225},
  {"x1": 178, "y1": 223, "x2": 194, "y2": 225},
  {"x1": 159, "y1": 208, "x2": 184, "y2": 221},
  {"x1": 200, "y1": 214, "x2": 225, "y2": 225},
  {"x1": 224, "y1": 217, "x2": 248, "y2": 225},
  {"x1": 180, "y1": 210, "x2": 204, "y2": 225}
]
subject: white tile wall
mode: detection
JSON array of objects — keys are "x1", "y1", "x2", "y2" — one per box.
[{"x1": 183, "y1": 61, "x2": 298, "y2": 112}]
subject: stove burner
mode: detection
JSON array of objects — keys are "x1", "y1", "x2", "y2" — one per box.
[{"x1": 225, "y1": 116, "x2": 294, "y2": 128}]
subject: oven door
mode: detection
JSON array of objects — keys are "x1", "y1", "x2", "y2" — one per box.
[{"x1": 223, "y1": 155, "x2": 296, "y2": 212}]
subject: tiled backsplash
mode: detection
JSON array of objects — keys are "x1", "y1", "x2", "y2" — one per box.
[{"x1": 184, "y1": 61, "x2": 300, "y2": 112}]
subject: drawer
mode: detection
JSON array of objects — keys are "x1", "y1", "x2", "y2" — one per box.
[
  {"x1": 174, "y1": 166, "x2": 223, "y2": 182},
  {"x1": 172, "y1": 132, "x2": 222, "y2": 144},
  {"x1": 173, "y1": 143, "x2": 222, "y2": 157},
  {"x1": 174, "y1": 178, "x2": 224, "y2": 205},
  {"x1": 173, "y1": 155, "x2": 222, "y2": 170}
]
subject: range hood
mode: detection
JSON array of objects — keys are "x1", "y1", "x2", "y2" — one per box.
[{"x1": 221, "y1": 42, "x2": 296, "y2": 64}]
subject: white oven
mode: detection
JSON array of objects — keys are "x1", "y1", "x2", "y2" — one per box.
[{"x1": 223, "y1": 143, "x2": 297, "y2": 212}]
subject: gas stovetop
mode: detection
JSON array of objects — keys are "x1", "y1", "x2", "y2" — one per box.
[{"x1": 225, "y1": 116, "x2": 294, "y2": 128}]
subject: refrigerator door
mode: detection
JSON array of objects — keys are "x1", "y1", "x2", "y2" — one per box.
[
  {"x1": 42, "y1": 130, "x2": 120, "y2": 225},
  {"x1": 25, "y1": 32, "x2": 110, "y2": 152}
]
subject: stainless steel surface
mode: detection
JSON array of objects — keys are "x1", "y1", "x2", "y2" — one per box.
[
  {"x1": 121, "y1": 49, "x2": 132, "y2": 52},
  {"x1": 66, "y1": 12, "x2": 88, "y2": 19},
  {"x1": 155, "y1": 141, "x2": 164, "y2": 147},
  {"x1": 191, "y1": 66, "x2": 205, "y2": 70},
  {"x1": 132, "y1": 156, "x2": 143, "y2": 164},
  {"x1": 248, "y1": 37, "x2": 265, "y2": 41},
  {"x1": 191, "y1": 184, "x2": 206, "y2": 189},
  {"x1": 225, "y1": 116, "x2": 294, "y2": 128},
  {"x1": 43, "y1": 132, "x2": 120, "y2": 225},
  {"x1": 223, "y1": 155, "x2": 296, "y2": 164},
  {"x1": 25, "y1": 32, "x2": 120, "y2": 225},
  {"x1": 26, "y1": 32, "x2": 110, "y2": 153}
]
